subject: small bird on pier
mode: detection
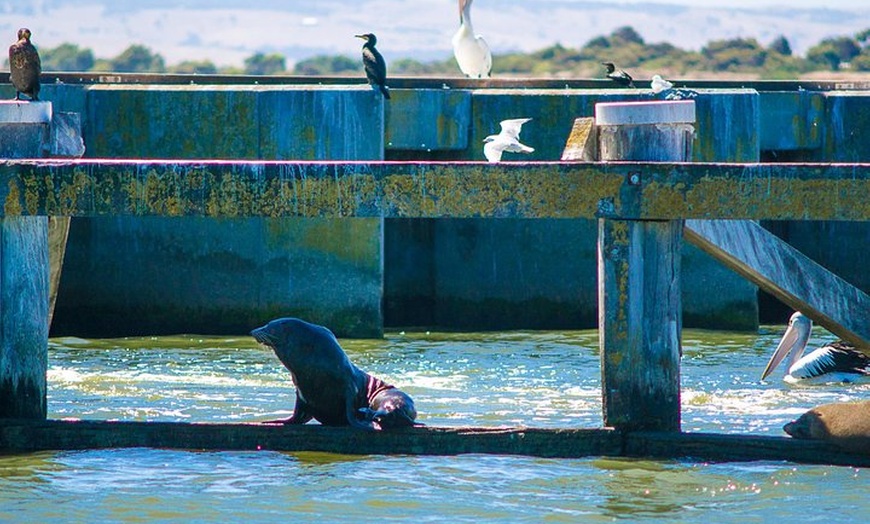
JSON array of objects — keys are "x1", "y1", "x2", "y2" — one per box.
[
  {"x1": 355, "y1": 33, "x2": 390, "y2": 99},
  {"x1": 761, "y1": 312, "x2": 870, "y2": 384},
  {"x1": 601, "y1": 62, "x2": 634, "y2": 88},
  {"x1": 452, "y1": 0, "x2": 492, "y2": 78},
  {"x1": 8, "y1": 27, "x2": 41, "y2": 101},
  {"x1": 483, "y1": 118, "x2": 534, "y2": 162},
  {"x1": 650, "y1": 74, "x2": 673, "y2": 94},
  {"x1": 650, "y1": 73, "x2": 698, "y2": 100}
]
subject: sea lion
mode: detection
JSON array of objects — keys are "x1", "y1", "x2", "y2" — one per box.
[
  {"x1": 784, "y1": 401, "x2": 870, "y2": 455},
  {"x1": 250, "y1": 317, "x2": 417, "y2": 431}
]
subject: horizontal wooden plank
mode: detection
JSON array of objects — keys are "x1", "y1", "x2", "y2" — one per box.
[
  {"x1": 1, "y1": 420, "x2": 868, "y2": 467},
  {"x1": 1, "y1": 160, "x2": 868, "y2": 220},
  {"x1": 0, "y1": 419, "x2": 621, "y2": 458},
  {"x1": 625, "y1": 431, "x2": 870, "y2": 467},
  {"x1": 5, "y1": 72, "x2": 870, "y2": 92},
  {"x1": 686, "y1": 220, "x2": 870, "y2": 349}
]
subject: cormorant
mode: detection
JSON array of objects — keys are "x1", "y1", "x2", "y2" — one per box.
[
  {"x1": 355, "y1": 33, "x2": 390, "y2": 100},
  {"x1": 452, "y1": 0, "x2": 492, "y2": 78},
  {"x1": 483, "y1": 118, "x2": 534, "y2": 162},
  {"x1": 8, "y1": 28, "x2": 41, "y2": 101},
  {"x1": 601, "y1": 62, "x2": 634, "y2": 88}
]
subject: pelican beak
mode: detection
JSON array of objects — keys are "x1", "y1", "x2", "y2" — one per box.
[{"x1": 761, "y1": 321, "x2": 807, "y2": 380}]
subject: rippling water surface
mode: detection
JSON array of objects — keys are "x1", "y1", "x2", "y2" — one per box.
[{"x1": 1, "y1": 327, "x2": 867, "y2": 522}]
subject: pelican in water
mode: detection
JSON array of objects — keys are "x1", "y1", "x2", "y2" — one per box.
[
  {"x1": 761, "y1": 312, "x2": 870, "y2": 384},
  {"x1": 452, "y1": 0, "x2": 491, "y2": 78},
  {"x1": 483, "y1": 118, "x2": 534, "y2": 162}
]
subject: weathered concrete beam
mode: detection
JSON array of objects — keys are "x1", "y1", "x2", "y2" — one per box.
[{"x1": 1, "y1": 160, "x2": 868, "y2": 220}]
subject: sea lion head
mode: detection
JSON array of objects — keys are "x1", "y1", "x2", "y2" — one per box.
[
  {"x1": 784, "y1": 409, "x2": 827, "y2": 440},
  {"x1": 250, "y1": 317, "x2": 342, "y2": 367}
]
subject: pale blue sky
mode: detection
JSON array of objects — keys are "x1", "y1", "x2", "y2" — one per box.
[{"x1": 604, "y1": 0, "x2": 860, "y2": 7}]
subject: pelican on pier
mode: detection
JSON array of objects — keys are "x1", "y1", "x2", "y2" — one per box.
[
  {"x1": 761, "y1": 312, "x2": 870, "y2": 384},
  {"x1": 452, "y1": 0, "x2": 491, "y2": 78}
]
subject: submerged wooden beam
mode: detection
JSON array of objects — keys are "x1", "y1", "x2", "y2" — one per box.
[
  {"x1": 1, "y1": 160, "x2": 868, "y2": 220},
  {"x1": 0, "y1": 419, "x2": 622, "y2": 458},
  {"x1": 1, "y1": 419, "x2": 868, "y2": 467},
  {"x1": 686, "y1": 220, "x2": 870, "y2": 349}
]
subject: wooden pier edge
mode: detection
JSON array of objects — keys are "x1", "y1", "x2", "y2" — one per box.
[{"x1": 0, "y1": 420, "x2": 867, "y2": 467}]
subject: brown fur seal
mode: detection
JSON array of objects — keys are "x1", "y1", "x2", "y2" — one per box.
[
  {"x1": 9, "y1": 28, "x2": 41, "y2": 101},
  {"x1": 250, "y1": 317, "x2": 417, "y2": 431},
  {"x1": 784, "y1": 401, "x2": 870, "y2": 455}
]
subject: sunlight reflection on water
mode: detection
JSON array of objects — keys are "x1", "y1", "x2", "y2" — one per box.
[{"x1": 1, "y1": 327, "x2": 867, "y2": 522}]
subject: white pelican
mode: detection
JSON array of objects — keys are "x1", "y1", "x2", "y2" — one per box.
[
  {"x1": 761, "y1": 312, "x2": 870, "y2": 384},
  {"x1": 483, "y1": 118, "x2": 534, "y2": 162},
  {"x1": 452, "y1": 0, "x2": 492, "y2": 78},
  {"x1": 650, "y1": 74, "x2": 673, "y2": 94}
]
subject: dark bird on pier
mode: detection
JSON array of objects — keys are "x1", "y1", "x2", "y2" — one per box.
[
  {"x1": 601, "y1": 62, "x2": 634, "y2": 88},
  {"x1": 8, "y1": 27, "x2": 41, "y2": 101},
  {"x1": 355, "y1": 33, "x2": 390, "y2": 100},
  {"x1": 761, "y1": 312, "x2": 870, "y2": 384}
]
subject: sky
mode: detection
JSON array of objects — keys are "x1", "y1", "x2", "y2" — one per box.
[{"x1": 1, "y1": 0, "x2": 867, "y2": 67}]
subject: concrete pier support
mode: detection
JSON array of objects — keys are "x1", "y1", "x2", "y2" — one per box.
[
  {"x1": 0, "y1": 100, "x2": 52, "y2": 419},
  {"x1": 596, "y1": 100, "x2": 695, "y2": 432}
]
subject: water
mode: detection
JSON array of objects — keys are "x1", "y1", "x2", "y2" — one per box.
[{"x1": 2, "y1": 327, "x2": 868, "y2": 522}]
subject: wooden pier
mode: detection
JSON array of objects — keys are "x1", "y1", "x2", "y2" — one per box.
[{"x1": 1, "y1": 96, "x2": 868, "y2": 465}]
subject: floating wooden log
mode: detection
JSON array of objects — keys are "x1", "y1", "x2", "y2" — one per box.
[{"x1": 1, "y1": 419, "x2": 867, "y2": 467}]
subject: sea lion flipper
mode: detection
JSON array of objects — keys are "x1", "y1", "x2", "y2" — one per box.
[
  {"x1": 284, "y1": 393, "x2": 314, "y2": 424},
  {"x1": 346, "y1": 395, "x2": 376, "y2": 431}
]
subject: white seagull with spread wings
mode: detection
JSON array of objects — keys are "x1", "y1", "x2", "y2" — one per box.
[{"x1": 483, "y1": 118, "x2": 534, "y2": 163}]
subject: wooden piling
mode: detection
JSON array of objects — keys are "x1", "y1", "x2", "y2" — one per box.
[
  {"x1": 595, "y1": 100, "x2": 695, "y2": 432},
  {"x1": 0, "y1": 101, "x2": 53, "y2": 419}
]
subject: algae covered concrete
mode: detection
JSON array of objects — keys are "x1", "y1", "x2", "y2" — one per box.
[
  {"x1": 25, "y1": 83, "x2": 870, "y2": 336},
  {"x1": 399, "y1": 88, "x2": 761, "y2": 331},
  {"x1": 50, "y1": 85, "x2": 385, "y2": 337}
]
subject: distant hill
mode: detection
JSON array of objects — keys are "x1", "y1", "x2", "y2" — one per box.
[{"x1": 1, "y1": 1, "x2": 868, "y2": 67}]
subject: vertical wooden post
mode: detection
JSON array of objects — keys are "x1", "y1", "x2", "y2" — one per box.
[
  {"x1": 596, "y1": 100, "x2": 695, "y2": 432},
  {"x1": 0, "y1": 100, "x2": 52, "y2": 419}
]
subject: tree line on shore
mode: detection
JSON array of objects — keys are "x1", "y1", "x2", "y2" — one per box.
[{"x1": 19, "y1": 26, "x2": 870, "y2": 78}]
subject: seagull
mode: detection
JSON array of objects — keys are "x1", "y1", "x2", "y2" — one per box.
[
  {"x1": 8, "y1": 28, "x2": 41, "y2": 101},
  {"x1": 355, "y1": 33, "x2": 390, "y2": 99},
  {"x1": 452, "y1": 0, "x2": 492, "y2": 78},
  {"x1": 601, "y1": 62, "x2": 634, "y2": 88},
  {"x1": 648, "y1": 74, "x2": 699, "y2": 100},
  {"x1": 483, "y1": 118, "x2": 534, "y2": 163},
  {"x1": 650, "y1": 74, "x2": 673, "y2": 94},
  {"x1": 761, "y1": 312, "x2": 870, "y2": 384}
]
